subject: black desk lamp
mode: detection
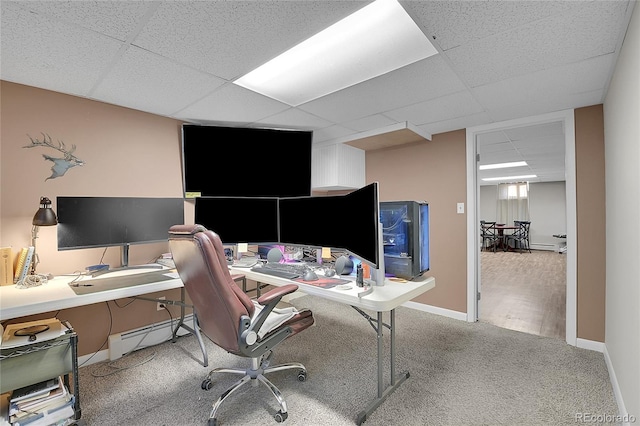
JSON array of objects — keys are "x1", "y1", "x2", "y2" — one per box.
[{"x1": 31, "y1": 196, "x2": 57, "y2": 275}]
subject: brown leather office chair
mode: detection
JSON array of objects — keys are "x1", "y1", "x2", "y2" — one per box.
[{"x1": 168, "y1": 224, "x2": 314, "y2": 426}]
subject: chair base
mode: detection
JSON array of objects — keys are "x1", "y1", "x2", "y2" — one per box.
[{"x1": 203, "y1": 351, "x2": 306, "y2": 424}]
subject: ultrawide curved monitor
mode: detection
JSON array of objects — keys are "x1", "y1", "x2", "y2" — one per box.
[{"x1": 278, "y1": 182, "x2": 380, "y2": 268}]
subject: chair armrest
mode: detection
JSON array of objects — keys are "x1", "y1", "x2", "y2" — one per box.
[
  {"x1": 257, "y1": 284, "x2": 299, "y2": 306},
  {"x1": 247, "y1": 284, "x2": 298, "y2": 338},
  {"x1": 237, "y1": 284, "x2": 300, "y2": 357}
]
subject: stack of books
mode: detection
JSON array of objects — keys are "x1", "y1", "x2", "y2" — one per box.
[{"x1": 8, "y1": 377, "x2": 74, "y2": 426}]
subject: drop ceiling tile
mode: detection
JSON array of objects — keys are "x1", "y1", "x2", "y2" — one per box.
[
  {"x1": 517, "y1": 145, "x2": 565, "y2": 158},
  {"x1": 253, "y1": 108, "x2": 333, "y2": 130},
  {"x1": 478, "y1": 141, "x2": 516, "y2": 154},
  {"x1": 404, "y1": 0, "x2": 574, "y2": 51},
  {"x1": 312, "y1": 125, "x2": 357, "y2": 144},
  {"x1": 477, "y1": 131, "x2": 511, "y2": 145},
  {"x1": 0, "y1": 3, "x2": 123, "y2": 97},
  {"x1": 512, "y1": 138, "x2": 565, "y2": 154},
  {"x1": 174, "y1": 84, "x2": 290, "y2": 124},
  {"x1": 8, "y1": 0, "x2": 153, "y2": 42},
  {"x1": 420, "y1": 112, "x2": 493, "y2": 136},
  {"x1": 445, "y1": 1, "x2": 629, "y2": 88},
  {"x1": 133, "y1": 1, "x2": 366, "y2": 80},
  {"x1": 385, "y1": 90, "x2": 484, "y2": 126},
  {"x1": 91, "y1": 46, "x2": 226, "y2": 116},
  {"x1": 502, "y1": 121, "x2": 564, "y2": 141},
  {"x1": 299, "y1": 55, "x2": 466, "y2": 123},
  {"x1": 343, "y1": 115, "x2": 400, "y2": 133},
  {"x1": 472, "y1": 54, "x2": 614, "y2": 111},
  {"x1": 488, "y1": 89, "x2": 604, "y2": 123}
]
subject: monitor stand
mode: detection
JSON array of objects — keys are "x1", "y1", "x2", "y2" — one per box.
[{"x1": 90, "y1": 244, "x2": 163, "y2": 277}]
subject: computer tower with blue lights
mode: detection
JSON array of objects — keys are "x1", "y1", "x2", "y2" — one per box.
[{"x1": 380, "y1": 201, "x2": 430, "y2": 280}]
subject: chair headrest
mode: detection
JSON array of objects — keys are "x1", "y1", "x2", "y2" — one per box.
[{"x1": 169, "y1": 224, "x2": 208, "y2": 236}]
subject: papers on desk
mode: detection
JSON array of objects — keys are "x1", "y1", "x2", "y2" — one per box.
[{"x1": 0, "y1": 318, "x2": 64, "y2": 349}]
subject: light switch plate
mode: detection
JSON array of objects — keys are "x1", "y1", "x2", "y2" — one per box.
[{"x1": 457, "y1": 203, "x2": 464, "y2": 214}]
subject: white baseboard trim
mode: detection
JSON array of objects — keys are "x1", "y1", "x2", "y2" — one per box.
[
  {"x1": 78, "y1": 349, "x2": 110, "y2": 367},
  {"x1": 530, "y1": 243, "x2": 557, "y2": 251},
  {"x1": 604, "y1": 345, "x2": 633, "y2": 425},
  {"x1": 403, "y1": 300, "x2": 467, "y2": 321},
  {"x1": 78, "y1": 315, "x2": 195, "y2": 367},
  {"x1": 576, "y1": 337, "x2": 605, "y2": 352}
]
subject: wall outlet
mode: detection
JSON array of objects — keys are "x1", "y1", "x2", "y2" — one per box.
[{"x1": 157, "y1": 296, "x2": 166, "y2": 311}]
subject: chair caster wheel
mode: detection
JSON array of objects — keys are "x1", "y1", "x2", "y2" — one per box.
[
  {"x1": 297, "y1": 370, "x2": 307, "y2": 382},
  {"x1": 274, "y1": 410, "x2": 288, "y2": 423},
  {"x1": 201, "y1": 379, "x2": 213, "y2": 390},
  {"x1": 207, "y1": 418, "x2": 217, "y2": 426}
]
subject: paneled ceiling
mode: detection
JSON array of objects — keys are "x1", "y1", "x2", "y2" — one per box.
[{"x1": 1, "y1": 0, "x2": 635, "y2": 184}]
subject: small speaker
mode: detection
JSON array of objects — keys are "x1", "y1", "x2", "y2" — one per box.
[
  {"x1": 267, "y1": 247, "x2": 284, "y2": 263},
  {"x1": 334, "y1": 255, "x2": 353, "y2": 275}
]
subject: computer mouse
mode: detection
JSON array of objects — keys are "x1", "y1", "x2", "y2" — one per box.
[
  {"x1": 324, "y1": 268, "x2": 335, "y2": 277},
  {"x1": 303, "y1": 270, "x2": 319, "y2": 281}
]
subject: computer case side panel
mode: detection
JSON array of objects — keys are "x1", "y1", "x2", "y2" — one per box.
[{"x1": 380, "y1": 201, "x2": 430, "y2": 280}]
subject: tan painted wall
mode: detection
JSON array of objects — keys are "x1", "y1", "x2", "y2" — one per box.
[
  {"x1": 575, "y1": 105, "x2": 606, "y2": 342},
  {"x1": 366, "y1": 130, "x2": 468, "y2": 313},
  {"x1": 0, "y1": 81, "x2": 191, "y2": 356},
  {"x1": 1, "y1": 81, "x2": 607, "y2": 356}
]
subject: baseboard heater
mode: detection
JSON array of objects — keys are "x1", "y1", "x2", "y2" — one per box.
[
  {"x1": 108, "y1": 314, "x2": 194, "y2": 361},
  {"x1": 530, "y1": 243, "x2": 556, "y2": 251}
]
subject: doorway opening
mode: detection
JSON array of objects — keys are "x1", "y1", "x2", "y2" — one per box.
[{"x1": 466, "y1": 110, "x2": 577, "y2": 346}]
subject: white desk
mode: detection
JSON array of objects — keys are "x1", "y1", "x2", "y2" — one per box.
[
  {"x1": 0, "y1": 269, "x2": 182, "y2": 321},
  {"x1": 2, "y1": 266, "x2": 435, "y2": 425},
  {"x1": 230, "y1": 266, "x2": 436, "y2": 425},
  {"x1": 0, "y1": 268, "x2": 210, "y2": 367}
]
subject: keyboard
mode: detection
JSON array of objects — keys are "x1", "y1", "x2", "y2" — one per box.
[
  {"x1": 233, "y1": 257, "x2": 259, "y2": 268},
  {"x1": 250, "y1": 264, "x2": 301, "y2": 279}
]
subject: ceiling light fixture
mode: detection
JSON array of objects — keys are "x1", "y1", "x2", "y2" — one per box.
[
  {"x1": 479, "y1": 161, "x2": 528, "y2": 170},
  {"x1": 482, "y1": 175, "x2": 537, "y2": 182},
  {"x1": 233, "y1": 0, "x2": 438, "y2": 106}
]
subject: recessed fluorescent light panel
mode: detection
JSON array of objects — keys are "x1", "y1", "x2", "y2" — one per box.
[
  {"x1": 479, "y1": 161, "x2": 528, "y2": 170},
  {"x1": 233, "y1": 0, "x2": 438, "y2": 106},
  {"x1": 482, "y1": 175, "x2": 537, "y2": 182}
]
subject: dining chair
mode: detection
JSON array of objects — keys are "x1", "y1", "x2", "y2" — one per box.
[
  {"x1": 505, "y1": 221, "x2": 531, "y2": 253},
  {"x1": 480, "y1": 221, "x2": 499, "y2": 252},
  {"x1": 168, "y1": 224, "x2": 315, "y2": 425}
]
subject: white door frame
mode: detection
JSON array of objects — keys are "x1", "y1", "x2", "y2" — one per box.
[{"x1": 465, "y1": 109, "x2": 577, "y2": 346}]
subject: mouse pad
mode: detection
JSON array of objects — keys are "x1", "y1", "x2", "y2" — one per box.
[
  {"x1": 294, "y1": 277, "x2": 351, "y2": 288},
  {"x1": 69, "y1": 269, "x2": 176, "y2": 295}
]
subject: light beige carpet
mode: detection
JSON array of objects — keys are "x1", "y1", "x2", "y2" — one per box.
[{"x1": 77, "y1": 293, "x2": 617, "y2": 426}]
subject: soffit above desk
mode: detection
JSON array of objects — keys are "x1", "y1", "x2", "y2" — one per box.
[{"x1": 343, "y1": 122, "x2": 432, "y2": 151}]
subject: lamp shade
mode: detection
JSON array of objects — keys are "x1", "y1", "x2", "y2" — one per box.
[{"x1": 32, "y1": 197, "x2": 57, "y2": 226}]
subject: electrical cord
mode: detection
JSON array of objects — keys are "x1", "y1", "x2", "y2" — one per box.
[
  {"x1": 15, "y1": 274, "x2": 49, "y2": 289},
  {"x1": 78, "y1": 301, "x2": 113, "y2": 368},
  {"x1": 90, "y1": 304, "x2": 176, "y2": 378},
  {"x1": 98, "y1": 247, "x2": 108, "y2": 265}
]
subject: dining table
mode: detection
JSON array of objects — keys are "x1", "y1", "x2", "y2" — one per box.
[{"x1": 495, "y1": 224, "x2": 520, "y2": 251}]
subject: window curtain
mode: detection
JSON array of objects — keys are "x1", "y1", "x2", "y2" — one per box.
[{"x1": 496, "y1": 182, "x2": 530, "y2": 225}]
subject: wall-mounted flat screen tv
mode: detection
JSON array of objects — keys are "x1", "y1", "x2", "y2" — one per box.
[{"x1": 181, "y1": 125, "x2": 312, "y2": 198}]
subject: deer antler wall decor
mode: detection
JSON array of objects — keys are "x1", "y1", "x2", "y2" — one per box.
[{"x1": 23, "y1": 133, "x2": 85, "y2": 180}]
